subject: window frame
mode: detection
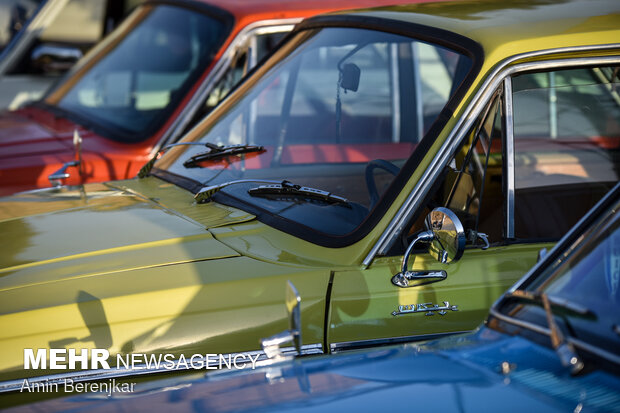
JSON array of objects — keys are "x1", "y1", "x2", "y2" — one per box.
[
  {"x1": 154, "y1": 19, "x2": 301, "y2": 156},
  {"x1": 151, "y1": 16, "x2": 484, "y2": 249},
  {"x1": 366, "y1": 48, "x2": 620, "y2": 265}
]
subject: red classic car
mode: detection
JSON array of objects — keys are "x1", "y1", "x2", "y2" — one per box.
[{"x1": 0, "y1": 0, "x2": 419, "y2": 196}]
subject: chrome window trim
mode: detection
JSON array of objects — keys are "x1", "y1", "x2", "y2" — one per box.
[
  {"x1": 0, "y1": 343, "x2": 323, "y2": 393},
  {"x1": 151, "y1": 18, "x2": 301, "y2": 157},
  {"x1": 364, "y1": 44, "x2": 620, "y2": 266},
  {"x1": 504, "y1": 77, "x2": 515, "y2": 239},
  {"x1": 330, "y1": 330, "x2": 471, "y2": 352},
  {"x1": 390, "y1": 43, "x2": 401, "y2": 143},
  {"x1": 411, "y1": 42, "x2": 424, "y2": 141}
]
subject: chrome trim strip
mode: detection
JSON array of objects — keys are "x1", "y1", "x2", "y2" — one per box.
[
  {"x1": 330, "y1": 330, "x2": 470, "y2": 352},
  {"x1": 504, "y1": 77, "x2": 515, "y2": 239},
  {"x1": 0, "y1": 343, "x2": 322, "y2": 393},
  {"x1": 549, "y1": 71, "x2": 558, "y2": 139},
  {"x1": 151, "y1": 19, "x2": 301, "y2": 156},
  {"x1": 390, "y1": 43, "x2": 401, "y2": 143},
  {"x1": 490, "y1": 308, "x2": 620, "y2": 365},
  {"x1": 364, "y1": 44, "x2": 620, "y2": 266},
  {"x1": 412, "y1": 42, "x2": 424, "y2": 141}
]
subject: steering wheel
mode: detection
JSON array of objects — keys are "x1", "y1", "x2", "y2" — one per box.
[{"x1": 365, "y1": 159, "x2": 400, "y2": 209}]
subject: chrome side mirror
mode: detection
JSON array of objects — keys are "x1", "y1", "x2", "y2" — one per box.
[
  {"x1": 537, "y1": 247, "x2": 548, "y2": 262},
  {"x1": 261, "y1": 281, "x2": 302, "y2": 359},
  {"x1": 392, "y1": 207, "x2": 466, "y2": 288},
  {"x1": 49, "y1": 129, "x2": 83, "y2": 188},
  {"x1": 427, "y1": 207, "x2": 466, "y2": 264},
  {"x1": 31, "y1": 44, "x2": 83, "y2": 74}
]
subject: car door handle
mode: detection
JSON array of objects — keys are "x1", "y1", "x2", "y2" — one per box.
[{"x1": 391, "y1": 270, "x2": 447, "y2": 288}]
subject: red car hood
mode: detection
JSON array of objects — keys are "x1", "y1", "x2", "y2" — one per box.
[
  {"x1": 0, "y1": 106, "x2": 154, "y2": 196},
  {"x1": 0, "y1": 107, "x2": 82, "y2": 161}
]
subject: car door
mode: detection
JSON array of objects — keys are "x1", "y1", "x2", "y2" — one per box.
[{"x1": 327, "y1": 56, "x2": 620, "y2": 352}]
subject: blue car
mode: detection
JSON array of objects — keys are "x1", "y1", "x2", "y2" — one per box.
[{"x1": 9, "y1": 181, "x2": 620, "y2": 411}]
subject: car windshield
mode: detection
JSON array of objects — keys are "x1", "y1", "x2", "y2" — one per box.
[
  {"x1": 45, "y1": 4, "x2": 229, "y2": 141},
  {"x1": 504, "y1": 195, "x2": 620, "y2": 358},
  {"x1": 155, "y1": 27, "x2": 474, "y2": 238}
]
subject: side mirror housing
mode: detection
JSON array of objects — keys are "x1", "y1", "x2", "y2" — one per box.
[
  {"x1": 392, "y1": 207, "x2": 466, "y2": 287},
  {"x1": 31, "y1": 44, "x2": 83, "y2": 74},
  {"x1": 426, "y1": 207, "x2": 467, "y2": 264},
  {"x1": 339, "y1": 63, "x2": 360, "y2": 92}
]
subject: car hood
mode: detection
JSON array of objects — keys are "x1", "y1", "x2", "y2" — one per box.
[
  {"x1": 0, "y1": 107, "x2": 82, "y2": 161},
  {"x1": 24, "y1": 328, "x2": 620, "y2": 412},
  {"x1": 0, "y1": 181, "x2": 250, "y2": 292}
]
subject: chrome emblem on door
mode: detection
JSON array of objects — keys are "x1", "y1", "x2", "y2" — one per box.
[{"x1": 391, "y1": 301, "x2": 458, "y2": 316}]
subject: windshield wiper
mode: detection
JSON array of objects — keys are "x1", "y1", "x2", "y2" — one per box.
[
  {"x1": 138, "y1": 142, "x2": 229, "y2": 178},
  {"x1": 194, "y1": 179, "x2": 349, "y2": 206},
  {"x1": 248, "y1": 180, "x2": 349, "y2": 206},
  {"x1": 183, "y1": 143, "x2": 265, "y2": 168},
  {"x1": 504, "y1": 290, "x2": 595, "y2": 374},
  {"x1": 138, "y1": 142, "x2": 265, "y2": 178}
]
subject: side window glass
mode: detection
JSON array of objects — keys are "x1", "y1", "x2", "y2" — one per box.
[
  {"x1": 7, "y1": 0, "x2": 107, "y2": 75},
  {"x1": 512, "y1": 65, "x2": 620, "y2": 239},
  {"x1": 198, "y1": 31, "x2": 288, "y2": 128},
  {"x1": 0, "y1": 0, "x2": 42, "y2": 54},
  {"x1": 410, "y1": 92, "x2": 505, "y2": 245},
  {"x1": 204, "y1": 49, "x2": 248, "y2": 111},
  {"x1": 39, "y1": 0, "x2": 106, "y2": 45}
]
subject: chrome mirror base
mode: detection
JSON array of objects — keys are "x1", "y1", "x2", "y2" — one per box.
[
  {"x1": 261, "y1": 281, "x2": 302, "y2": 360},
  {"x1": 48, "y1": 129, "x2": 83, "y2": 188},
  {"x1": 391, "y1": 270, "x2": 447, "y2": 288},
  {"x1": 49, "y1": 160, "x2": 80, "y2": 188}
]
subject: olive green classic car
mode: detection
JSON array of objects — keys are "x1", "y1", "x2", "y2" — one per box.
[{"x1": 1, "y1": 0, "x2": 619, "y2": 394}]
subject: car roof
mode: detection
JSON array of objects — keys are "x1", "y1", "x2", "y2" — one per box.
[
  {"x1": 328, "y1": 0, "x2": 620, "y2": 67},
  {"x1": 186, "y1": 0, "x2": 438, "y2": 25}
]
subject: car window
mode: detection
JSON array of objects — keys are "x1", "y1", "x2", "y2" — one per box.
[
  {"x1": 410, "y1": 92, "x2": 504, "y2": 246},
  {"x1": 204, "y1": 31, "x2": 289, "y2": 116},
  {"x1": 51, "y1": 4, "x2": 230, "y2": 140},
  {"x1": 512, "y1": 66, "x2": 620, "y2": 240},
  {"x1": 38, "y1": 0, "x2": 106, "y2": 45},
  {"x1": 5, "y1": 0, "x2": 107, "y2": 76},
  {"x1": 0, "y1": 0, "x2": 42, "y2": 54},
  {"x1": 157, "y1": 27, "x2": 473, "y2": 238},
  {"x1": 514, "y1": 197, "x2": 620, "y2": 357}
]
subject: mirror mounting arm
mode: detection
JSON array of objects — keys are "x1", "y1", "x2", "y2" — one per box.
[
  {"x1": 391, "y1": 207, "x2": 466, "y2": 288},
  {"x1": 392, "y1": 230, "x2": 437, "y2": 288},
  {"x1": 261, "y1": 281, "x2": 302, "y2": 360}
]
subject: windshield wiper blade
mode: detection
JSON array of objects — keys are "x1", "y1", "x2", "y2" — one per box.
[
  {"x1": 506, "y1": 290, "x2": 593, "y2": 374},
  {"x1": 195, "y1": 179, "x2": 281, "y2": 203},
  {"x1": 194, "y1": 179, "x2": 349, "y2": 206},
  {"x1": 138, "y1": 141, "x2": 230, "y2": 178},
  {"x1": 183, "y1": 143, "x2": 265, "y2": 168},
  {"x1": 248, "y1": 180, "x2": 350, "y2": 206}
]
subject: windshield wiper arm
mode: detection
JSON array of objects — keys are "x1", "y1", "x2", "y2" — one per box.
[
  {"x1": 195, "y1": 179, "x2": 281, "y2": 203},
  {"x1": 183, "y1": 143, "x2": 265, "y2": 168},
  {"x1": 248, "y1": 180, "x2": 349, "y2": 206},
  {"x1": 138, "y1": 141, "x2": 235, "y2": 178},
  {"x1": 194, "y1": 179, "x2": 349, "y2": 206},
  {"x1": 506, "y1": 290, "x2": 593, "y2": 374}
]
